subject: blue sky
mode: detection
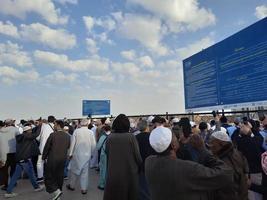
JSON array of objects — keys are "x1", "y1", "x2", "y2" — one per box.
[{"x1": 0, "y1": 0, "x2": 266, "y2": 120}]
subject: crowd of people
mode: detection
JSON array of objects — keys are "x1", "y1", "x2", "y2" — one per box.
[{"x1": 0, "y1": 113, "x2": 267, "y2": 200}]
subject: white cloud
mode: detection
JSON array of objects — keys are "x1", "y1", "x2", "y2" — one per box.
[
  {"x1": 95, "y1": 32, "x2": 114, "y2": 45},
  {"x1": 0, "y1": 0, "x2": 68, "y2": 25},
  {"x1": 45, "y1": 71, "x2": 78, "y2": 83},
  {"x1": 255, "y1": 5, "x2": 267, "y2": 19},
  {"x1": 83, "y1": 16, "x2": 115, "y2": 46},
  {"x1": 0, "y1": 66, "x2": 39, "y2": 85},
  {"x1": 83, "y1": 16, "x2": 95, "y2": 32},
  {"x1": 0, "y1": 21, "x2": 19, "y2": 38},
  {"x1": 158, "y1": 59, "x2": 181, "y2": 70},
  {"x1": 116, "y1": 13, "x2": 168, "y2": 56},
  {"x1": 110, "y1": 61, "x2": 160, "y2": 86},
  {"x1": 86, "y1": 38, "x2": 99, "y2": 54},
  {"x1": 54, "y1": 0, "x2": 78, "y2": 5},
  {"x1": 20, "y1": 23, "x2": 76, "y2": 50},
  {"x1": 95, "y1": 17, "x2": 116, "y2": 31},
  {"x1": 120, "y1": 50, "x2": 136, "y2": 60},
  {"x1": 83, "y1": 15, "x2": 116, "y2": 32},
  {"x1": 138, "y1": 56, "x2": 154, "y2": 68},
  {"x1": 127, "y1": 0, "x2": 216, "y2": 31},
  {"x1": 111, "y1": 62, "x2": 140, "y2": 77},
  {"x1": 34, "y1": 50, "x2": 109, "y2": 73},
  {"x1": 0, "y1": 41, "x2": 32, "y2": 67},
  {"x1": 131, "y1": 70, "x2": 161, "y2": 86},
  {"x1": 89, "y1": 73, "x2": 115, "y2": 83},
  {"x1": 176, "y1": 36, "x2": 214, "y2": 59}
]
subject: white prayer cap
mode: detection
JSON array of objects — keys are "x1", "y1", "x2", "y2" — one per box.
[
  {"x1": 190, "y1": 121, "x2": 196, "y2": 127},
  {"x1": 23, "y1": 126, "x2": 32, "y2": 132},
  {"x1": 149, "y1": 127, "x2": 172, "y2": 153},
  {"x1": 172, "y1": 118, "x2": 180, "y2": 123},
  {"x1": 129, "y1": 118, "x2": 136, "y2": 128},
  {"x1": 211, "y1": 131, "x2": 231, "y2": 142},
  {"x1": 80, "y1": 119, "x2": 89, "y2": 126},
  {"x1": 105, "y1": 118, "x2": 111, "y2": 125},
  {"x1": 147, "y1": 116, "x2": 155, "y2": 123}
]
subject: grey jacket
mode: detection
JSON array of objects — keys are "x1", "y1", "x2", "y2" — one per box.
[{"x1": 0, "y1": 126, "x2": 20, "y2": 161}]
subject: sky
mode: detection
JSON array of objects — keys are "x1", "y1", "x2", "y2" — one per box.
[{"x1": 0, "y1": 0, "x2": 267, "y2": 120}]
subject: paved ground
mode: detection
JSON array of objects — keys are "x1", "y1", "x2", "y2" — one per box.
[{"x1": 0, "y1": 169, "x2": 104, "y2": 200}]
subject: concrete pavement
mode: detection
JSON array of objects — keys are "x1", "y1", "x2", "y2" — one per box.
[{"x1": 0, "y1": 169, "x2": 104, "y2": 200}]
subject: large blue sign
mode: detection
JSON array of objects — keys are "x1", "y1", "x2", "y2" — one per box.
[
  {"x1": 183, "y1": 17, "x2": 267, "y2": 112},
  {"x1": 82, "y1": 100, "x2": 110, "y2": 116}
]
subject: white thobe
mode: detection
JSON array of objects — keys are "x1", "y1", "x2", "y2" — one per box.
[
  {"x1": 69, "y1": 127, "x2": 96, "y2": 175},
  {"x1": 36, "y1": 123, "x2": 54, "y2": 178},
  {"x1": 38, "y1": 123, "x2": 54, "y2": 154}
]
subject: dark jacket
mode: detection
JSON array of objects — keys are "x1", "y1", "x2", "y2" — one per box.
[
  {"x1": 15, "y1": 130, "x2": 40, "y2": 162},
  {"x1": 42, "y1": 131, "x2": 70, "y2": 163},
  {"x1": 136, "y1": 132, "x2": 155, "y2": 172},
  {"x1": 145, "y1": 155, "x2": 233, "y2": 200},
  {"x1": 104, "y1": 132, "x2": 142, "y2": 200},
  {"x1": 235, "y1": 134, "x2": 263, "y2": 173},
  {"x1": 215, "y1": 144, "x2": 249, "y2": 200}
]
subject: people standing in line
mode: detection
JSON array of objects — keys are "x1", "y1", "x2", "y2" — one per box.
[
  {"x1": 235, "y1": 122, "x2": 263, "y2": 200},
  {"x1": 0, "y1": 119, "x2": 20, "y2": 190},
  {"x1": 145, "y1": 126, "x2": 233, "y2": 200},
  {"x1": 103, "y1": 114, "x2": 142, "y2": 200},
  {"x1": 4, "y1": 125, "x2": 44, "y2": 198},
  {"x1": 42, "y1": 120, "x2": 70, "y2": 200},
  {"x1": 136, "y1": 119, "x2": 155, "y2": 200},
  {"x1": 37, "y1": 115, "x2": 56, "y2": 183},
  {"x1": 96, "y1": 125, "x2": 111, "y2": 190},
  {"x1": 209, "y1": 130, "x2": 249, "y2": 200},
  {"x1": 67, "y1": 119, "x2": 96, "y2": 195}
]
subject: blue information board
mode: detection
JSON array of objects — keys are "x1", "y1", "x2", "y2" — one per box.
[
  {"x1": 82, "y1": 100, "x2": 110, "y2": 116},
  {"x1": 183, "y1": 17, "x2": 267, "y2": 112}
]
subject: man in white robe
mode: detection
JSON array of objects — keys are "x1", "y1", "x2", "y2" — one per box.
[
  {"x1": 36, "y1": 116, "x2": 55, "y2": 182},
  {"x1": 67, "y1": 119, "x2": 96, "y2": 194}
]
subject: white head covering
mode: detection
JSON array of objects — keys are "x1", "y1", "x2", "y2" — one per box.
[
  {"x1": 147, "y1": 116, "x2": 155, "y2": 123},
  {"x1": 105, "y1": 118, "x2": 111, "y2": 125},
  {"x1": 23, "y1": 126, "x2": 32, "y2": 132},
  {"x1": 172, "y1": 118, "x2": 180, "y2": 123},
  {"x1": 211, "y1": 130, "x2": 231, "y2": 142},
  {"x1": 149, "y1": 127, "x2": 172, "y2": 153},
  {"x1": 190, "y1": 121, "x2": 196, "y2": 127},
  {"x1": 80, "y1": 119, "x2": 89, "y2": 126}
]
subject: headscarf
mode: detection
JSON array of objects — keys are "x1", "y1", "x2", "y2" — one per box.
[{"x1": 112, "y1": 114, "x2": 130, "y2": 133}]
